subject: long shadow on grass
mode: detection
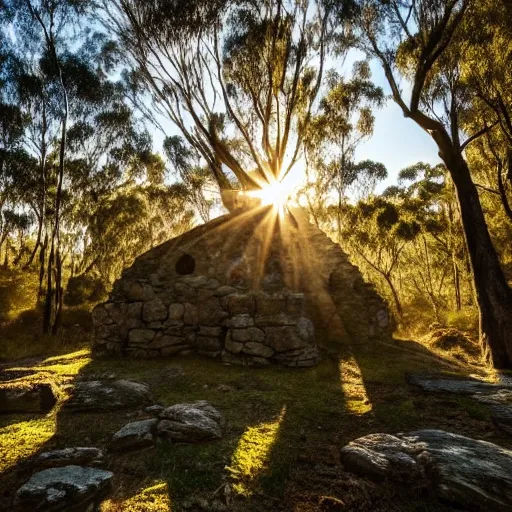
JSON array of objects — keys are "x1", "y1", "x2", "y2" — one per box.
[{"x1": 1, "y1": 339, "x2": 474, "y2": 511}]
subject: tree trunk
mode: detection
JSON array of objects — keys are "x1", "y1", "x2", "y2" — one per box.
[
  {"x1": 448, "y1": 156, "x2": 512, "y2": 368},
  {"x1": 452, "y1": 252, "x2": 461, "y2": 311},
  {"x1": 383, "y1": 273, "x2": 403, "y2": 317},
  {"x1": 25, "y1": 213, "x2": 43, "y2": 268}
]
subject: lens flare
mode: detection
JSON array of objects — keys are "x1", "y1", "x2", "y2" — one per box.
[{"x1": 247, "y1": 179, "x2": 292, "y2": 215}]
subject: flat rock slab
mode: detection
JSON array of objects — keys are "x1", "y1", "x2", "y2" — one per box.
[
  {"x1": 408, "y1": 373, "x2": 512, "y2": 436},
  {"x1": 34, "y1": 447, "x2": 104, "y2": 470},
  {"x1": 111, "y1": 418, "x2": 157, "y2": 452},
  {"x1": 63, "y1": 379, "x2": 153, "y2": 412},
  {"x1": 157, "y1": 400, "x2": 222, "y2": 442},
  {"x1": 407, "y1": 373, "x2": 512, "y2": 394},
  {"x1": 341, "y1": 429, "x2": 512, "y2": 511},
  {"x1": 15, "y1": 465, "x2": 113, "y2": 511},
  {"x1": 0, "y1": 383, "x2": 56, "y2": 413}
]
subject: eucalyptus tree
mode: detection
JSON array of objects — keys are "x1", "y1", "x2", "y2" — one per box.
[
  {"x1": 302, "y1": 60, "x2": 386, "y2": 237},
  {"x1": 357, "y1": 0, "x2": 512, "y2": 367},
  {"x1": 342, "y1": 197, "x2": 420, "y2": 316},
  {"x1": 99, "y1": 0, "x2": 357, "y2": 208},
  {"x1": 164, "y1": 136, "x2": 216, "y2": 223},
  {"x1": 3, "y1": 0, "x2": 93, "y2": 332}
]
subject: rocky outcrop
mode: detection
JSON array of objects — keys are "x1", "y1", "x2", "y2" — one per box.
[
  {"x1": 0, "y1": 382, "x2": 56, "y2": 413},
  {"x1": 15, "y1": 465, "x2": 113, "y2": 511},
  {"x1": 340, "y1": 430, "x2": 512, "y2": 511},
  {"x1": 157, "y1": 400, "x2": 222, "y2": 442},
  {"x1": 92, "y1": 207, "x2": 391, "y2": 366},
  {"x1": 110, "y1": 418, "x2": 157, "y2": 452},
  {"x1": 63, "y1": 379, "x2": 153, "y2": 412},
  {"x1": 408, "y1": 373, "x2": 512, "y2": 436},
  {"x1": 110, "y1": 400, "x2": 223, "y2": 450},
  {"x1": 33, "y1": 448, "x2": 104, "y2": 470}
]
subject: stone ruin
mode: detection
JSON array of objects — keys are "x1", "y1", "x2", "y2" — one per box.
[{"x1": 92, "y1": 206, "x2": 391, "y2": 367}]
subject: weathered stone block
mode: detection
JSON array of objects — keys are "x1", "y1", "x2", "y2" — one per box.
[
  {"x1": 287, "y1": 293, "x2": 305, "y2": 314},
  {"x1": 180, "y1": 275, "x2": 208, "y2": 288},
  {"x1": 254, "y1": 313, "x2": 296, "y2": 326},
  {"x1": 227, "y1": 293, "x2": 255, "y2": 315},
  {"x1": 124, "y1": 302, "x2": 143, "y2": 329},
  {"x1": 127, "y1": 282, "x2": 155, "y2": 302},
  {"x1": 225, "y1": 332, "x2": 243, "y2": 354},
  {"x1": 296, "y1": 317, "x2": 314, "y2": 341},
  {"x1": 206, "y1": 278, "x2": 220, "y2": 289},
  {"x1": 174, "y1": 282, "x2": 197, "y2": 299},
  {"x1": 226, "y1": 314, "x2": 254, "y2": 328},
  {"x1": 231, "y1": 327, "x2": 265, "y2": 343},
  {"x1": 150, "y1": 333, "x2": 186, "y2": 349},
  {"x1": 183, "y1": 303, "x2": 198, "y2": 324},
  {"x1": 213, "y1": 285, "x2": 237, "y2": 297},
  {"x1": 198, "y1": 297, "x2": 228, "y2": 325},
  {"x1": 143, "y1": 299, "x2": 168, "y2": 323},
  {"x1": 169, "y1": 303, "x2": 185, "y2": 321},
  {"x1": 257, "y1": 294, "x2": 286, "y2": 316},
  {"x1": 242, "y1": 342, "x2": 274, "y2": 358},
  {"x1": 197, "y1": 288, "x2": 215, "y2": 300},
  {"x1": 95, "y1": 323, "x2": 121, "y2": 341},
  {"x1": 128, "y1": 329, "x2": 155, "y2": 345},
  {"x1": 264, "y1": 326, "x2": 307, "y2": 352},
  {"x1": 92, "y1": 304, "x2": 112, "y2": 326},
  {"x1": 198, "y1": 326, "x2": 223, "y2": 337}
]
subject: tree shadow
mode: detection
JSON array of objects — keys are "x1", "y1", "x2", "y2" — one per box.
[{"x1": 0, "y1": 335, "x2": 503, "y2": 511}]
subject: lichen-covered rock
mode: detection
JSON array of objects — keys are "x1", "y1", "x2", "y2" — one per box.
[
  {"x1": 0, "y1": 383, "x2": 56, "y2": 413},
  {"x1": 34, "y1": 448, "x2": 104, "y2": 469},
  {"x1": 15, "y1": 465, "x2": 113, "y2": 511},
  {"x1": 157, "y1": 400, "x2": 222, "y2": 442},
  {"x1": 63, "y1": 380, "x2": 153, "y2": 412},
  {"x1": 340, "y1": 429, "x2": 512, "y2": 511},
  {"x1": 111, "y1": 418, "x2": 157, "y2": 452}
]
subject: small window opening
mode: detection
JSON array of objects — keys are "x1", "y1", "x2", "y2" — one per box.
[{"x1": 175, "y1": 253, "x2": 195, "y2": 275}]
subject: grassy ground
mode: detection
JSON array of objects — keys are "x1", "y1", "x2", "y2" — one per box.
[{"x1": 1, "y1": 333, "x2": 509, "y2": 512}]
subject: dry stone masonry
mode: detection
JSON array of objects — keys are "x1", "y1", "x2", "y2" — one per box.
[{"x1": 93, "y1": 206, "x2": 391, "y2": 366}]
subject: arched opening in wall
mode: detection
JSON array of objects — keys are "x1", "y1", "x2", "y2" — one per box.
[{"x1": 175, "y1": 253, "x2": 195, "y2": 275}]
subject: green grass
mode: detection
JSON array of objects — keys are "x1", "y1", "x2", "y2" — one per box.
[{"x1": 1, "y1": 338, "x2": 509, "y2": 512}]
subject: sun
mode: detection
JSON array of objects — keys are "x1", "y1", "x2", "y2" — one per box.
[{"x1": 246, "y1": 179, "x2": 293, "y2": 215}]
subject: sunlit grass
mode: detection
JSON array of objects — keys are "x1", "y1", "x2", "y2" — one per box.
[
  {"x1": 339, "y1": 356, "x2": 372, "y2": 415},
  {"x1": 0, "y1": 410, "x2": 57, "y2": 473},
  {"x1": 34, "y1": 348, "x2": 92, "y2": 376},
  {"x1": 226, "y1": 406, "x2": 286, "y2": 497},
  {"x1": 101, "y1": 482, "x2": 172, "y2": 512}
]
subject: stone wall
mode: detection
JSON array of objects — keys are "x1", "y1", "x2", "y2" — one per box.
[
  {"x1": 92, "y1": 206, "x2": 391, "y2": 367},
  {"x1": 93, "y1": 281, "x2": 318, "y2": 366}
]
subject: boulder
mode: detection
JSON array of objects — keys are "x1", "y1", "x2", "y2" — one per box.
[
  {"x1": 0, "y1": 383, "x2": 56, "y2": 414},
  {"x1": 491, "y1": 406, "x2": 512, "y2": 436},
  {"x1": 34, "y1": 448, "x2": 104, "y2": 470},
  {"x1": 157, "y1": 400, "x2": 222, "y2": 442},
  {"x1": 15, "y1": 465, "x2": 113, "y2": 511},
  {"x1": 111, "y1": 418, "x2": 157, "y2": 452},
  {"x1": 408, "y1": 374, "x2": 512, "y2": 436},
  {"x1": 407, "y1": 373, "x2": 512, "y2": 394},
  {"x1": 63, "y1": 380, "x2": 153, "y2": 412},
  {"x1": 340, "y1": 429, "x2": 512, "y2": 511}
]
